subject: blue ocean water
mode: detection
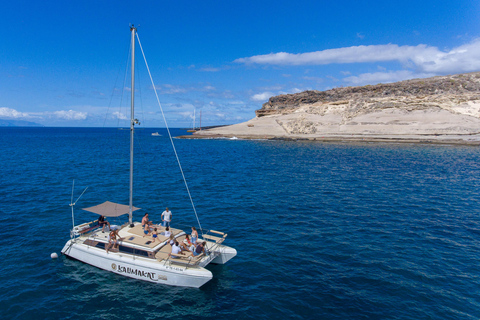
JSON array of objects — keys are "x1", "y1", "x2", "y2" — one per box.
[{"x1": 1, "y1": 127, "x2": 480, "y2": 319}]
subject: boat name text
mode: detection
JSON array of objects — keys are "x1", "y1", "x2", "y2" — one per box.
[{"x1": 112, "y1": 263, "x2": 158, "y2": 281}]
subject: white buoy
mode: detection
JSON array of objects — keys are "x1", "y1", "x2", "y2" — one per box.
[{"x1": 51, "y1": 252, "x2": 58, "y2": 259}]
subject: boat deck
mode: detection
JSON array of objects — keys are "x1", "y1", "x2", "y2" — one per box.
[{"x1": 85, "y1": 223, "x2": 185, "y2": 250}]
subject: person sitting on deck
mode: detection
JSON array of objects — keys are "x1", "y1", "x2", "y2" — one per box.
[
  {"x1": 191, "y1": 241, "x2": 206, "y2": 257},
  {"x1": 98, "y1": 215, "x2": 110, "y2": 233},
  {"x1": 168, "y1": 234, "x2": 175, "y2": 246},
  {"x1": 182, "y1": 234, "x2": 195, "y2": 252},
  {"x1": 141, "y1": 213, "x2": 153, "y2": 228},
  {"x1": 152, "y1": 228, "x2": 158, "y2": 242},
  {"x1": 143, "y1": 223, "x2": 150, "y2": 237},
  {"x1": 106, "y1": 230, "x2": 122, "y2": 253},
  {"x1": 164, "y1": 227, "x2": 171, "y2": 238},
  {"x1": 169, "y1": 241, "x2": 182, "y2": 259}
]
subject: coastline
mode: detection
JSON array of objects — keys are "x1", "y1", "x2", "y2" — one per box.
[
  {"x1": 178, "y1": 132, "x2": 480, "y2": 146},
  {"x1": 180, "y1": 72, "x2": 480, "y2": 146},
  {"x1": 177, "y1": 114, "x2": 480, "y2": 146}
]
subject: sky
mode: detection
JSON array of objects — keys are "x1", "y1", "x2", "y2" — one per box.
[{"x1": 1, "y1": 0, "x2": 480, "y2": 127}]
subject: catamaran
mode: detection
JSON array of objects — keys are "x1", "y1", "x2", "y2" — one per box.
[{"x1": 61, "y1": 26, "x2": 236, "y2": 288}]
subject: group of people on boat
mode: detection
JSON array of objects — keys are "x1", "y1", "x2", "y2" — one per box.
[
  {"x1": 97, "y1": 207, "x2": 204, "y2": 256},
  {"x1": 141, "y1": 208, "x2": 172, "y2": 232},
  {"x1": 141, "y1": 210, "x2": 173, "y2": 242},
  {"x1": 95, "y1": 215, "x2": 120, "y2": 252},
  {"x1": 169, "y1": 227, "x2": 205, "y2": 259}
]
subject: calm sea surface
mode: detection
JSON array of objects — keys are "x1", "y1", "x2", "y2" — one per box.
[{"x1": 1, "y1": 127, "x2": 480, "y2": 319}]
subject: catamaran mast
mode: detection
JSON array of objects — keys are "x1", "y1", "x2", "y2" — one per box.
[{"x1": 129, "y1": 25, "x2": 136, "y2": 226}]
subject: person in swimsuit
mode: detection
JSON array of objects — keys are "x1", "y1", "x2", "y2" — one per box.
[
  {"x1": 98, "y1": 215, "x2": 110, "y2": 232},
  {"x1": 143, "y1": 223, "x2": 150, "y2": 237},
  {"x1": 152, "y1": 228, "x2": 158, "y2": 242},
  {"x1": 141, "y1": 213, "x2": 151, "y2": 228},
  {"x1": 106, "y1": 230, "x2": 121, "y2": 253},
  {"x1": 191, "y1": 226, "x2": 198, "y2": 244}
]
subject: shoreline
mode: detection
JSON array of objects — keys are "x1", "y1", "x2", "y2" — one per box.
[{"x1": 177, "y1": 133, "x2": 480, "y2": 146}]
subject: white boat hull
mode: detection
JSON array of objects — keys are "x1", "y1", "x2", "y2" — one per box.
[
  {"x1": 209, "y1": 244, "x2": 237, "y2": 264},
  {"x1": 61, "y1": 240, "x2": 212, "y2": 288}
]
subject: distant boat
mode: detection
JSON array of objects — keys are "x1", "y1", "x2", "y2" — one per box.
[
  {"x1": 151, "y1": 132, "x2": 161, "y2": 136},
  {"x1": 187, "y1": 108, "x2": 197, "y2": 132},
  {"x1": 187, "y1": 109, "x2": 202, "y2": 132}
]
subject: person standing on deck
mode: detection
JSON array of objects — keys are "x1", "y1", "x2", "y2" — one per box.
[
  {"x1": 191, "y1": 226, "x2": 198, "y2": 244},
  {"x1": 161, "y1": 207, "x2": 172, "y2": 228}
]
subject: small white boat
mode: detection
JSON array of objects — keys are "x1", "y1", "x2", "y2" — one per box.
[
  {"x1": 61, "y1": 26, "x2": 236, "y2": 288},
  {"x1": 151, "y1": 132, "x2": 161, "y2": 136}
]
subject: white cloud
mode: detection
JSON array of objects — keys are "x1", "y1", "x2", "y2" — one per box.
[
  {"x1": 235, "y1": 44, "x2": 438, "y2": 65},
  {"x1": 290, "y1": 88, "x2": 303, "y2": 94},
  {"x1": 155, "y1": 84, "x2": 216, "y2": 95},
  {"x1": 155, "y1": 84, "x2": 188, "y2": 94},
  {"x1": 0, "y1": 107, "x2": 88, "y2": 122},
  {"x1": 0, "y1": 107, "x2": 29, "y2": 118},
  {"x1": 112, "y1": 111, "x2": 127, "y2": 120},
  {"x1": 235, "y1": 39, "x2": 480, "y2": 74},
  {"x1": 303, "y1": 76, "x2": 323, "y2": 82},
  {"x1": 200, "y1": 67, "x2": 221, "y2": 72},
  {"x1": 178, "y1": 111, "x2": 193, "y2": 119},
  {"x1": 228, "y1": 100, "x2": 245, "y2": 105},
  {"x1": 343, "y1": 70, "x2": 435, "y2": 86},
  {"x1": 251, "y1": 92, "x2": 273, "y2": 102},
  {"x1": 53, "y1": 110, "x2": 87, "y2": 120}
]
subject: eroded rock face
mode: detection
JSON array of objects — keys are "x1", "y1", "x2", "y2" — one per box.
[
  {"x1": 277, "y1": 117, "x2": 317, "y2": 134},
  {"x1": 195, "y1": 71, "x2": 480, "y2": 142},
  {"x1": 256, "y1": 72, "x2": 480, "y2": 118}
]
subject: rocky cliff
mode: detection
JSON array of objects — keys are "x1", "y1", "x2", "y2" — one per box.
[
  {"x1": 257, "y1": 72, "x2": 480, "y2": 117},
  {"x1": 193, "y1": 72, "x2": 480, "y2": 144}
]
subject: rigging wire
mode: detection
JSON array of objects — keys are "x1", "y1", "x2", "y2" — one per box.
[
  {"x1": 118, "y1": 43, "x2": 132, "y2": 128},
  {"x1": 136, "y1": 33, "x2": 204, "y2": 236},
  {"x1": 103, "y1": 40, "x2": 131, "y2": 128}
]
